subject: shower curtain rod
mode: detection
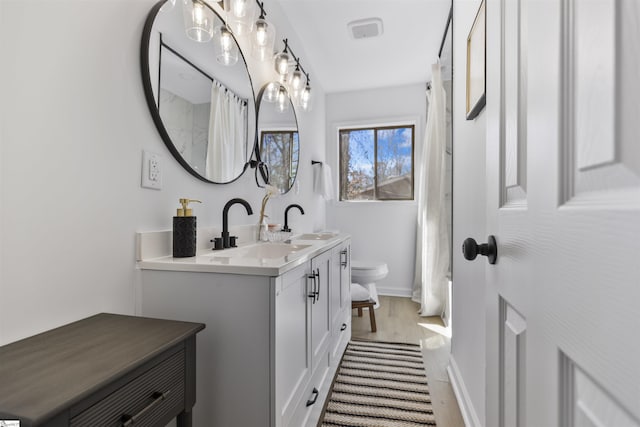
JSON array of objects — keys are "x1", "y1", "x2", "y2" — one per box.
[
  {"x1": 161, "y1": 39, "x2": 249, "y2": 106},
  {"x1": 438, "y1": 6, "x2": 453, "y2": 59},
  {"x1": 427, "y1": 6, "x2": 453, "y2": 91}
]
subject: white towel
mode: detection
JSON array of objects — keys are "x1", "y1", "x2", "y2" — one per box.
[{"x1": 313, "y1": 163, "x2": 334, "y2": 200}]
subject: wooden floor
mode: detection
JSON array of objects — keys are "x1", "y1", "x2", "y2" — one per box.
[{"x1": 351, "y1": 296, "x2": 465, "y2": 427}]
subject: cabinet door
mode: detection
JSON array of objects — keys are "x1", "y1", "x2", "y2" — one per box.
[
  {"x1": 339, "y1": 240, "x2": 351, "y2": 311},
  {"x1": 310, "y1": 250, "x2": 332, "y2": 373},
  {"x1": 330, "y1": 241, "x2": 351, "y2": 332},
  {"x1": 330, "y1": 240, "x2": 351, "y2": 367},
  {"x1": 329, "y1": 245, "x2": 343, "y2": 333},
  {"x1": 275, "y1": 263, "x2": 312, "y2": 427}
]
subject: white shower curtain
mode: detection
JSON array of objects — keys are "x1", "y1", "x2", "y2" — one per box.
[
  {"x1": 232, "y1": 100, "x2": 247, "y2": 177},
  {"x1": 206, "y1": 83, "x2": 247, "y2": 181},
  {"x1": 412, "y1": 61, "x2": 450, "y2": 316}
]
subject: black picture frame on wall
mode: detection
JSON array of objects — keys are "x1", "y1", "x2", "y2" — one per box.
[{"x1": 466, "y1": 0, "x2": 486, "y2": 120}]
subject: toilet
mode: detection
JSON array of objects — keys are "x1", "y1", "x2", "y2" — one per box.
[{"x1": 351, "y1": 260, "x2": 388, "y2": 309}]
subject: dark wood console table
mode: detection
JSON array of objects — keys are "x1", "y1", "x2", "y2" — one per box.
[{"x1": 0, "y1": 313, "x2": 205, "y2": 427}]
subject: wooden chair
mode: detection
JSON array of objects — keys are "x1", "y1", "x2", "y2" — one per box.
[{"x1": 352, "y1": 299, "x2": 377, "y2": 332}]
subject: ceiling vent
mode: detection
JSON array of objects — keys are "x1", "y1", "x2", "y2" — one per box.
[{"x1": 348, "y1": 18, "x2": 384, "y2": 40}]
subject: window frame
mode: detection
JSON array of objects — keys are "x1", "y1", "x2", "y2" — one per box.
[{"x1": 338, "y1": 123, "x2": 416, "y2": 202}]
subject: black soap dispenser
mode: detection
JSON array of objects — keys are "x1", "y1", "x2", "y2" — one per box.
[{"x1": 173, "y1": 198, "x2": 201, "y2": 257}]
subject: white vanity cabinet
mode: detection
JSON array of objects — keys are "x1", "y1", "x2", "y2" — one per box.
[
  {"x1": 138, "y1": 236, "x2": 351, "y2": 427},
  {"x1": 275, "y1": 241, "x2": 351, "y2": 427}
]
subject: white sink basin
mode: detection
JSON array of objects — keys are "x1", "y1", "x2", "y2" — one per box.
[
  {"x1": 293, "y1": 233, "x2": 337, "y2": 241},
  {"x1": 208, "y1": 243, "x2": 312, "y2": 260}
]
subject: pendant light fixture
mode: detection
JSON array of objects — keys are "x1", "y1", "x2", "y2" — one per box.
[
  {"x1": 214, "y1": 25, "x2": 239, "y2": 65},
  {"x1": 251, "y1": 2, "x2": 275, "y2": 61},
  {"x1": 179, "y1": 0, "x2": 314, "y2": 111},
  {"x1": 273, "y1": 39, "x2": 291, "y2": 80},
  {"x1": 274, "y1": 38, "x2": 313, "y2": 112},
  {"x1": 263, "y1": 81, "x2": 280, "y2": 103},
  {"x1": 182, "y1": 0, "x2": 214, "y2": 43},
  {"x1": 300, "y1": 77, "x2": 313, "y2": 112},
  {"x1": 290, "y1": 65, "x2": 304, "y2": 92},
  {"x1": 276, "y1": 84, "x2": 289, "y2": 113},
  {"x1": 289, "y1": 62, "x2": 305, "y2": 105},
  {"x1": 223, "y1": 0, "x2": 256, "y2": 36}
]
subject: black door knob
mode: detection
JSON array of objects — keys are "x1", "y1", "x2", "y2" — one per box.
[{"x1": 462, "y1": 236, "x2": 497, "y2": 264}]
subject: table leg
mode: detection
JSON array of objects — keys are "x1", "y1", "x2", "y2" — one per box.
[{"x1": 177, "y1": 410, "x2": 192, "y2": 427}]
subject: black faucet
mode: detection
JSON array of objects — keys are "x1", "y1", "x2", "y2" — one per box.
[
  {"x1": 216, "y1": 198, "x2": 253, "y2": 249},
  {"x1": 282, "y1": 204, "x2": 305, "y2": 232}
]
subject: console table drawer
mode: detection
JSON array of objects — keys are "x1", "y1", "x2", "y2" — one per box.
[{"x1": 71, "y1": 349, "x2": 185, "y2": 427}]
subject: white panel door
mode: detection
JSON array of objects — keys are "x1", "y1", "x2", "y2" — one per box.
[
  {"x1": 483, "y1": 0, "x2": 531, "y2": 425},
  {"x1": 481, "y1": 0, "x2": 640, "y2": 426}
]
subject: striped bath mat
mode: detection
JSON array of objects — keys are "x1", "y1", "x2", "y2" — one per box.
[{"x1": 319, "y1": 340, "x2": 436, "y2": 427}]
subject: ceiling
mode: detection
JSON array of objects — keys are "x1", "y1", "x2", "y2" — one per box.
[{"x1": 273, "y1": 0, "x2": 452, "y2": 94}]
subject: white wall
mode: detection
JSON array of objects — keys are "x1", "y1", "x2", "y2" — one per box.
[
  {"x1": 325, "y1": 84, "x2": 426, "y2": 297},
  {"x1": 450, "y1": 0, "x2": 487, "y2": 425},
  {"x1": 0, "y1": 0, "x2": 326, "y2": 345}
]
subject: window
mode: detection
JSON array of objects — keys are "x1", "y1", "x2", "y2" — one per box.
[
  {"x1": 339, "y1": 125, "x2": 414, "y2": 201},
  {"x1": 260, "y1": 130, "x2": 299, "y2": 191}
]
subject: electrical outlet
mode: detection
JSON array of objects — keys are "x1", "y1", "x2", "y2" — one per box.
[{"x1": 141, "y1": 150, "x2": 162, "y2": 190}]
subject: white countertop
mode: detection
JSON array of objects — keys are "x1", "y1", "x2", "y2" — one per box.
[{"x1": 136, "y1": 233, "x2": 350, "y2": 276}]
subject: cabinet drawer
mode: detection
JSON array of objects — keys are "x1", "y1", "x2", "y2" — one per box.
[
  {"x1": 289, "y1": 357, "x2": 331, "y2": 427},
  {"x1": 71, "y1": 350, "x2": 185, "y2": 427}
]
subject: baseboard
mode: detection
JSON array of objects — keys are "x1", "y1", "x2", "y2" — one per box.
[
  {"x1": 376, "y1": 287, "x2": 413, "y2": 298},
  {"x1": 447, "y1": 356, "x2": 483, "y2": 427}
]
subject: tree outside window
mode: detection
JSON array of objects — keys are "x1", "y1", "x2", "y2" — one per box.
[
  {"x1": 339, "y1": 125, "x2": 414, "y2": 201},
  {"x1": 260, "y1": 130, "x2": 299, "y2": 192}
]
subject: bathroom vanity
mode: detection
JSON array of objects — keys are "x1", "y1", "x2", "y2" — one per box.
[{"x1": 136, "y1": 233, "x2": 352, "y2": 427}]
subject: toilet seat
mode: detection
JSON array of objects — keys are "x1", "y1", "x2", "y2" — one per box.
[{"x1": 351, "y1": 260, "x2": 388, "y2": 282}]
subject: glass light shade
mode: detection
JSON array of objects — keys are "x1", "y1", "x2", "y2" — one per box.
[
  {"x1": 276, "y1": 85, "x2": 290, "y2": 113},
  {"x1": 182, "y1": 0, "x2": 214, "y2": 42},
  {"x1": 290, "y1": 68, "x2": 305, "y2": 92},
  {"x1": 224, "y1": 0, "x2": 256, "y2": 36},
  {"x1": 251, "y1": 18, "x2": 276, "y2": 61},
  {"x1": 300, "y1": 84, "x2": 312, "y2": 112},
  {"x1": 274, "y1": 51, "x2": 290, "y2": 78},
  {"x1": 214, "y1": 25, "x2": 239, "y2": 66},
  {"x1": 288, "y1": 68, "x2": 305, "y2": 105},
  {"x1": 263, "y1": 81, "x2": 280, "y2": 103}
]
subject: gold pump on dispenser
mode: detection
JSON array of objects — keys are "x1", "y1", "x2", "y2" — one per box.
[
  {"x1": 177, "y1": 198, "x2": 201, "y2": 217},
  {"x1": 173, "y1": 198, "x2": 202, "y2": 257}
]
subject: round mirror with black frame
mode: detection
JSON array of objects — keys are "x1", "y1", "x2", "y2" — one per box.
[
  {"x1": 257, "y1": 83, "x2": 299, "y2": 194},
  {"x1": 141, "y1": 0, "x2": 257, "y2": 184}
]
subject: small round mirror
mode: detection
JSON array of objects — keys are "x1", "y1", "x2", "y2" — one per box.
[
  {"x1": 141, "y1": 0, "x2": 257, "y2": 183},
  {"x1": 257, "y1": 83, "x2": 299, "y2": 194}
]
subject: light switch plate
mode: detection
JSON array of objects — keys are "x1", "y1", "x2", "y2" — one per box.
[{"x1": 141, "y1": 150, "x2": 162, "y2": 190}]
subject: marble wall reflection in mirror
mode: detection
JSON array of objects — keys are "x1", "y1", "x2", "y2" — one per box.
[
  {"x1": 258, "y1": 85, "x2": 299, "y2": 194},
  {"x1": 142, "y1": 0, "x2": 256, "y2": 183}
]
